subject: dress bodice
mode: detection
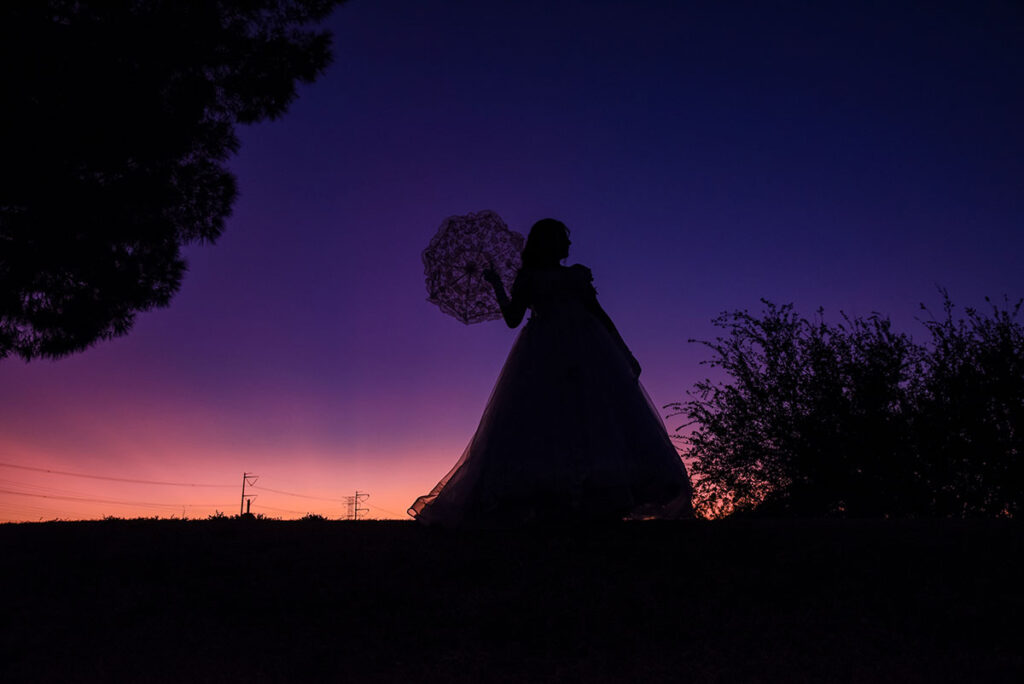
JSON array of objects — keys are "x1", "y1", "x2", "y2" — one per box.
[{"x1": 514, "y1": 264, "x2": 596, "y2": 320}]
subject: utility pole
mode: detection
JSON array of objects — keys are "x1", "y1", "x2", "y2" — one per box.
[
  {"x1": 240, "y1": 472, "x2": 258, "y2": 516},
  {"x1": 346, "y1": 490, "x2": 369, "y2": 520}
]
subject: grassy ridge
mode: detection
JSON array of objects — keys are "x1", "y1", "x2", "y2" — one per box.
[{"x1": 1, "y1": 519, "x2": 1021, "y2": 683}]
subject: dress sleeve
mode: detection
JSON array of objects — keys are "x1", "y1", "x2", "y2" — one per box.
[{"x1": 570, "y1": 264, "x2": 596, "y2": 296}]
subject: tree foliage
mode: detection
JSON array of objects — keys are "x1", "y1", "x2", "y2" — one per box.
[
  {"x1": 671, "y1": 294, "x2": 1024, "y2": 518},
  {"x1": 913, "y1": 296, "x2": 1024, "y2": 517},
  {"x1": 0, "y1": 0, "x2": 344, "y2": 360}
]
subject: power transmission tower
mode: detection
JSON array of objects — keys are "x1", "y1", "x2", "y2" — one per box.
[
  {"x1": 240, "y1": 472, "x2": 258, "y2": 516},
  {"x1": 346, "y1": 490, "x2": 369, "y2": 520}
]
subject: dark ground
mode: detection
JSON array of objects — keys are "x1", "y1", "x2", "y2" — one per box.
[{"x1": 1, "y1": 518, "x2": 1021, "y2": 683}]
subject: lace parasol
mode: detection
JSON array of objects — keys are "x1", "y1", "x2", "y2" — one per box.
[{"x1": 422, "y1": 210, "x2": 525, "y2": 324}]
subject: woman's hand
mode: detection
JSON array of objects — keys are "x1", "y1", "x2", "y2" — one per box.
[{"x1": 482, "y1": 266, "x2": 502, "y2": 288}]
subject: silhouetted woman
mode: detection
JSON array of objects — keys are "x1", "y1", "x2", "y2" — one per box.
[{"x1": 409, "y1": 219, "x2": 693, "y2": 526}]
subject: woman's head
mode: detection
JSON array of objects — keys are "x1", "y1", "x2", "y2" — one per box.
[{"x1": 521, "y1": 218, "x2": 570, "y2": 269}]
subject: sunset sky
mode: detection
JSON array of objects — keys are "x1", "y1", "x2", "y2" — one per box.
[{"x1": 2, "y1": 0, "x2": 1022, "y2": 521}]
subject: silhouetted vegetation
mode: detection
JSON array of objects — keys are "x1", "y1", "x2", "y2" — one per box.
[
  {"x1": 0, "y1": 0, "x2": 344, "y2": 360},
  {"x1": 671, "y1": 293, "x2": 1024, "y2": 518}
]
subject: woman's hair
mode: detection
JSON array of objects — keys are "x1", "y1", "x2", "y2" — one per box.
[{"x1": 520, "y1": 218, "x2": 569, "y2": 270}]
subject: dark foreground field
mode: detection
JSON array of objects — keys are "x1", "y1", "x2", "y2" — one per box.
[{"x1": 1, "y1": 519, "x2": 1021, "y2": 683}]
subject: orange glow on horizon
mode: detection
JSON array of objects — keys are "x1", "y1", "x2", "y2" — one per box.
[{"x1": 0, "y1": 445, "x2": 459, "y2": 523}]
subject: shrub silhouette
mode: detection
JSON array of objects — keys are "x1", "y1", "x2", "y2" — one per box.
[
  {"x1": 300, "y1": 513, "x2": 329, "y2": 522},
  {"x1": 671, "y1": 293, "x2": 1023, "y2": 518}
]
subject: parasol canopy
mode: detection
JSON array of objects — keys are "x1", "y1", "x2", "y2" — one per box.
[{"x1": 422, "y1": 210, "x2": 525, "y2": 324}]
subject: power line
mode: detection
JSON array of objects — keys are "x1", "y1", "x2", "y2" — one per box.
[
  {"x1": 0, "y1": 462, "x2": 233, "y2": 488},
  {"x1": 368, "y1": 503, "x2": 409, "y2": 518},
  {"x1": 251, "y1": 485, "x2": 345, "y2": 502},
  {"x1": 0, "y1": 501, "x2": 67, "y2": 517},
  {"x1": 0, "y1": 478, "x2": 226, "y2": 509},
  {"x1": 257, "y1": 504, "x2": 328, "y2": 516},
  {"x1": 0, "y1": 488, "x2": 191, "y2": 509},
  {"x1": 0, "y1": 477, "x2": 111, "y2": 499},
  {"x1": 0, "y1": 462, "x2": 386, "y2": 520}
]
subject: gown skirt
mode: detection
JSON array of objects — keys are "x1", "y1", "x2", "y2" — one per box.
[{"x1": 409, "y1": 265, "x2": 693, "y2": 526}]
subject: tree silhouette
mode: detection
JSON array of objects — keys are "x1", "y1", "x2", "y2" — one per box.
[
  {"x1": 913, "y1": 294, "x2": 1024, "y2": 517},
  {"x1": 672, "y1": 294, "x2": 1023, "y2": 519},
  {"x1": 0, "y1": 0, "x2": 344, "y2": 360}
]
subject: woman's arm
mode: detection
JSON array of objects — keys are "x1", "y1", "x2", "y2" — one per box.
[{"x1": 484, "y1": 269, "x2": 527, "y2": 328}]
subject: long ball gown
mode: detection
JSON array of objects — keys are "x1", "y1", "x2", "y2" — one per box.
[{"x1": 410, "y1": 264, "x2": 693, "y2": 526}]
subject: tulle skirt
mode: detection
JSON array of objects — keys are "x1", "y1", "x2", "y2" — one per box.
[{"x1": 410, "y1": 307, "x2": 693, "y2": 527}]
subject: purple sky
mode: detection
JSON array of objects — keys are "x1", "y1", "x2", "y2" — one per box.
[{"x1": 2, "y1": 0, "x2": 1022, "y2": 521}]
